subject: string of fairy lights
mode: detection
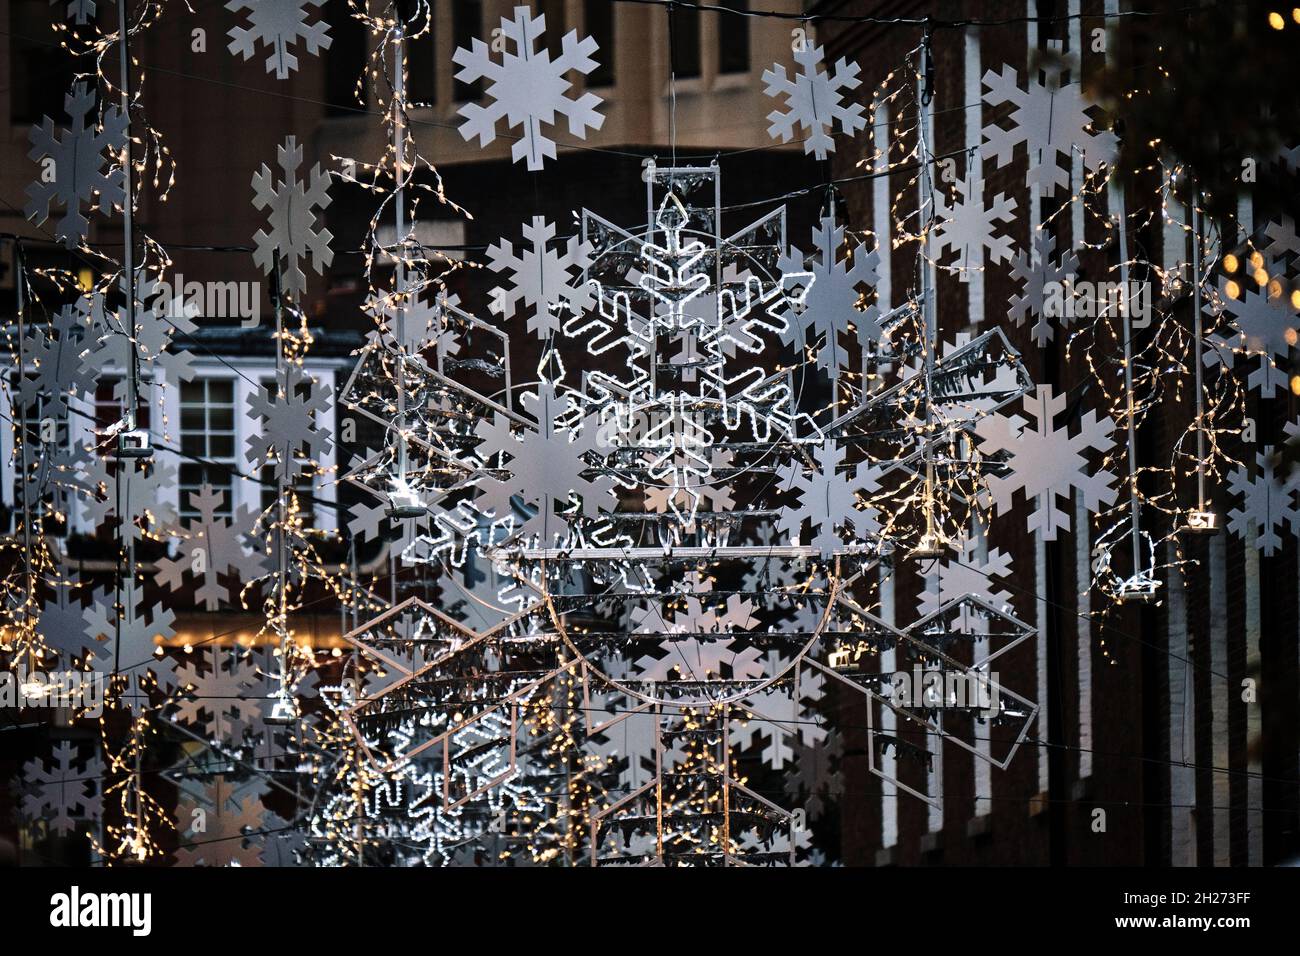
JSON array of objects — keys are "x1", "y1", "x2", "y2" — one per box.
[{"x1": 2, "y1": 0, "x2": 1295, "y2": 866}]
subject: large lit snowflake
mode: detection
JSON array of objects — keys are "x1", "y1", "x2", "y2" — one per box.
[
  {"x1": 1225, "y1": 448, "x2": 1299, "y2": 557},
  {"x1": 226, "y1": 0, "x2": 332, "y2": 80},
  {"x1": 251, "y1": 135, "x2": 334, "y2": 297},
  {"x1": 975, "y1": 385, "x2": 1117, "y2": 540},
  {"x1": 453, "y1": 6, "x2": 604, "y2": 170},
  {"x1": 762, "y1": 45, "x2": 867, "y2": 160},
  {"x1": 25, "y1": 81, "x2": 127, "y2": 248}
]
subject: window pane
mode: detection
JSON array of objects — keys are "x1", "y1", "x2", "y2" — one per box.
[
  {"x1": 210, "y1": 407, "x2": 235, "y2": 431},
  {"x1": 453, "y1": 0, "x2": 483, "y2": 101},
  {"x1": 669, "y1": 8, "x2": 701, "y2": 79},
  {"x1": 209, "y1": 435, "x2": 235, "y2": 459},
  {"x1": 209, "y1": 379, "x2": 234, "y2": 404},
  {"x1": 585, "y1": 0, "x2": 614, "y2": 86},
  {"x1": 717, "y1": 0, "x2": 750, "y2": 74}
]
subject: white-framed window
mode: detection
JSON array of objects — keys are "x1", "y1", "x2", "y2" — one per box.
[{"x1": 178, "y1": 377, "x2": 238, "y2": 519}]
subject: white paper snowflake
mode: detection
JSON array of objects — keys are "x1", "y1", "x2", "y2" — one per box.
[
  {"x1": 777, "y1": 441, "x2": 879, "y2": 556},
  {"x1": 778, "y1": 212, "x2": 881, "y2": 377},
  {"x1": 25, "y1": 82, "x2": 127, "y2": 249},
  {"x1": 981, "y1": 67, "x2": 1117, "y2": 195},
  {"x1": 486, "y1": 216, "x2": 594, "y2": 337},
  {"x1": 975, "y1": 385, "x2": 1117, "y2": 540},
  {"x1": 931, "y1": 174, "x2": 1018, "y2": 269},
  {"x1": 453, "y1": 5, "x2": 605, "y2": 170},
  {"x1": 1009, "y1": 229, "x2": 1080, "y2": 346},
  {"x1": 251, "y1": 135, "x2": 334, "y2": 297},
  {"x1": 227, "y1": 0, "x2": 332, "y2": 80},
  {"x1": 157, "y1": 485, "x2": 264, "y2": 611},
  {"x1": 762, "y1": 45, "x2": 867, "y2": 160},
  {"x1": 22, "y1": 742, "x2": 102, "y2": 837},
  {"x1": 1226, "y1": 448, "x2": 1299, "y2": 556}
]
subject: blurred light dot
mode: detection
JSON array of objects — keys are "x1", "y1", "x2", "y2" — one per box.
[
  {"x1": 1269, "y1": 278, "x2": 1284, "y2": 299},
  {"x1": 1254, "y1": 268, "x2": 1270, "y2": 286},
  {"x1": 1292, "y1": 289, "x2": 1300, "y2": 309},
  {"x1": 1291, "y1": 375, "x2": 1300, "y2": 396},
  {"x1": 1223, "y1": 253, "x2": 1239, "y2": 273},
  {"x1": 1250, "y1": 251, "x2": 1265, "y2": 269},
  {"x1": 1293, "y1": 7, "x2": 1300, "y2": 23},
  {"x1": 1226, "y1": 280, "x2": 1241, "y2": 299},
  {"x1": 1287, "y1": 327, "x2": 1299, "y2": 346},
  {"x1": 1270, "y1": 11, "x2": 1286, "y2": 29}
]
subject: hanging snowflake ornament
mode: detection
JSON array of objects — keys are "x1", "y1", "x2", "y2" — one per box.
[
  {"x1": 980, "y1": 66, "x2": 1117, "y2": 195},
  {"x1": 453, "y1": 5, "x2": 605, "y2": 171},
  {"x1": 227, "y1": 0, "x2": 332, "y2": 80},
  {"x1": 777, "y1": 441, "x2": 879, "y2": 556},
  {"x1": 25, "y1": 81, "x2": 128, "y2": 249},
  {"x1": 22, "y1": 742, "x2": 102, "y2": 837},
  {"x1": 1008, "y1": 229, "x2": 1081, "y2": 346},
  {"x1": 486, "y1": 216, "x2": 595, "y2": 337},
  {"x1": 1225, "y1": 448, "x2": 1300, "y2": 556},
  {"x1": 778, "y1": 212, "x2": 881, "y2": 377},
  {"x1": 251, "y1": 135, "x2": 334, "y2": 298},
  {"x1": 975, "y1": 385, "x2": 1117, "y2": 540},
  {"x1": 52, "y1": 0, "x2": 96, "y2": 25},
  {"x1": 83, "y1": 586, "x2": 178, "y2": 713},
  {"x1": 930, "y1": 173, "x2": 1018, "y2": 270},
  {"x1": 1206, "y1": 274, "x2": 1297, "y2": 396},
  {"x1": 157, "y1": 485, "x2": 265, "y2": 611},
  {"x1": 762, "y1": 44, "x2": 867, "y2": 160},
  {"x1": 244, "y1": 364, "x2": 333, "y2": 482}
]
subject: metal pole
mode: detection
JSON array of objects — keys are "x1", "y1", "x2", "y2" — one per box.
[{"x1": 1117, "y1": 217, "x2": 1142, "y2": 573}]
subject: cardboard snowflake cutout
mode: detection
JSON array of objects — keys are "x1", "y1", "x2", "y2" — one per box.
[
  {"x1": 227, "y1": 0, "x2": 332, "y2": 80},
  {"x1": 244, "y1": 364, "x2": 333, "y2": 482},
  {"x1": 778, "y1": 212, "x2": 881, "y2": 377},
  {"x1": 486, "y1": 216, "x2": 595, "y2": 337},
  {"x1": 975, "y1": 385, "x2": 1117, "y2": 540},
  {"x1": 251, "y1": 135, "x2": 334, "y2": 297},
  {"x1": 453, "y1": 5, "x2": 605, "y2": 170},
  {"x1": 981, "y1": 66, "x2": 1117, "y2": 194},
  {"x1": 22, "y1": 742, "x2": 102, "y2": 837},
  {"x1": 1009, "y1": 229, "x2": 1080, "y2": 346},
  {"x1": 778, "y1": 441, "x2": 880, "y2": 556},
  {"x1": 1226, "y1": 447, "x2": 1299, "y2": 556},
  {"x1": 83, "y1": 586, "x2": 178, "y2": 713},
  {"x1": 52, "y1": 0, "x2": 95, "y2": 25},
  {"x1": 26, "y1": 81, "x2": 128, "y2": 249},
  {"x1": 762, "y1": 45, "x2": 867, "y2": 160},
  {"x1": 930, "y1": 174, "x2": 1018, "y2": 269},
  {"x1": 157, "y1": 485, "x2": 265, "y2": 610}
]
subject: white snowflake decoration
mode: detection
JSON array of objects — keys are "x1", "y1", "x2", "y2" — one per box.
[
  {"x1": 227, "y1": 0, "x2": 332, "y2": 80},
  {"x1": 975, "y1": 385, "x2": 1117, "y2": 540},
  {"x1": 251, "y1": 135, "x2": 334, "y2": 297},
  {"x1": 25, "y1": 81, "x2": 127, "y2": 249},
  {"x1": 1226, "y1": 448, "x2": 1299, "y2": 557},
  {"x1": 453, "y1": 5, "x2": 605, "y2": 170},
  {"x1": 762, "y1": 45, "x2": 867, "y2": 160}
]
